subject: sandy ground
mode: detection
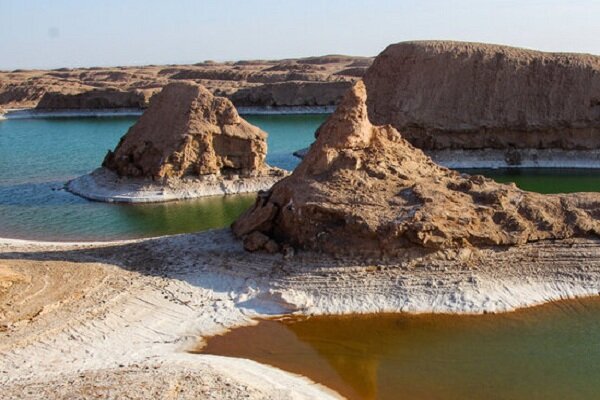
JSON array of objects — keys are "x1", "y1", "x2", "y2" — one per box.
[
  {"x1": 2, "y1": 230, "x2": 600, "y2": 398},
  {"x1": 67, "y1": 167, "x2": 287, "y2": 203}
]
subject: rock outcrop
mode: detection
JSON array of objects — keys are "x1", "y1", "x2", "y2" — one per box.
[
  {"x1": 103, "y1": 82, "x2": 272, "y2": 180},
  {"x1": 363, "y1": 41, "x2": 600, "y2": 151},
  {"x1": 36, "y1": 89, "x2": 149, "y2": 109},
  {"x1": 233, "y1": 81, "x2": 600, "y2": 256},
  {"x1": 0, "y1": 56, "x2": 369, "y2": 109},
  {"x1": 230, "y1": 81, "x2": 352, "y2": 107}
]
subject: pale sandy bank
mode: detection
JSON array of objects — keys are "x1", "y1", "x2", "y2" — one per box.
[{"x1": 2, "y1": 230, "x2": 600, "y2": 398}]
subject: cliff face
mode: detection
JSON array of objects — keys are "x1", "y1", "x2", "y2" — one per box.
[
  {"x1": 36, "y1": 89, "x2": 150, "y2": 109},
  {"x1": 230, "y1": 81, "x2": 352, "y2": 107},
  {"x1": 363, "y1": 41, "x2": 600, "y2": 150},
  {"x1": 103, "y1": 82, "x2": 270, "y2": 180},
  {"x1": 233, "y1": 81, "x2": 600, "y2": 256}
]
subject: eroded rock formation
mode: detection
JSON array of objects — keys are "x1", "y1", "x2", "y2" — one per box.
[
  {"x1": 103, "y1": 82, "x2": 271, "y2": 179},
  {"x1": 233, "y1": 81, "x2": 600, "y2": 256},
  {"x1": 230, "y1": 81, "x2": 352, "y2": 107},
  {"x1": 0, "y1": 56, "x2": 370, "y2": 109},
  {"x1": 36, "y1": 88, "x2": 150, "y2": 109},
  {"x1": 363, "y1": 41, "x2": 600, "y2": 151}
]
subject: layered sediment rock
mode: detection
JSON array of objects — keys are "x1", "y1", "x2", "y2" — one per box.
[
  {"x1": 363, "y1": 41, "x2": 600, "y2": 151},
  {"x1": 36, "y1": 89, "x2": 150, "y2": 109},
  {"x1": 230, "y1": 81, "x2": 352, "y2": 107},
  {"x1": 233, "y1": 81, "x2": 600, "y2": 256},
  {"x1": 0, "y1": 56, "x2": 369, "y2": 109},
  {"x1": 103, "y1": 82, "x2": 272, "y2": 179}
]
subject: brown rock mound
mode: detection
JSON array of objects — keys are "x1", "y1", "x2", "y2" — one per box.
[
  {"x1": 233, "y1": 81, "x2": 600, "y2": 256},
  {"x1": 363, "y1": 41, "x2": 600, "y2": 150},
  {"x1": 103, "y1": 82, "x2": 270, "y2": 179}
]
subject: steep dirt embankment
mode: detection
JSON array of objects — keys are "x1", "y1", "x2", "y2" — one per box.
[
  {"x1": 233, "y1": 81, "x2": 600, "y2": 257},
  {"x1": 363, "y1": 41, "x2": 600, "y2": 151},
  {"x1": 36, "y1": 88, "x2": 149, "y2": 109}
]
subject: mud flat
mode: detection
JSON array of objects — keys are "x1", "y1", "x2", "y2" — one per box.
[{"x1": 3, "y1": 231, "x2": 600, "y2": 398}]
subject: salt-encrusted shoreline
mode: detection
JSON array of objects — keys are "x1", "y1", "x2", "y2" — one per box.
[
  {"x1": 66, "y1": 167, "x2": 287, "y2": 203},
  {"x1": 2, "y1": 108, "x2": 144, "y2": 119},
  {"x1": 430, "y1": 148, "x2": 600, "y2": 169},
  {"x1": 294, "y1": 146, "x2": 600, "y2": 169},
  {"x1": 3, "y1": 230, "x2": 600, "y2": 398},
  {"x1": 0, "y1": 105, "x2": 334, "y2": 120}
]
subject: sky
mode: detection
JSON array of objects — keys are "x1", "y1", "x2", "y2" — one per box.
[{"x1": 0, "y1": 0, "x2": 599, "y2": 70}]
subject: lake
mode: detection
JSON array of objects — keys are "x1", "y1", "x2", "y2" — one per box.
[
  {"x1": 199, "y1": 297, "x2": 600, "y2": 400},
  {"x1": 0, "y1": 114, "x2": 325, "y2": 240},
  {"x1": 1, "y1": 114, "x2": 600, "y2": 240}
]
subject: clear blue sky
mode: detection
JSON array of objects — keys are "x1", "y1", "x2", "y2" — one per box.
[{"x1": 1, "y1": 0, "x2": 599, "y2": 70}]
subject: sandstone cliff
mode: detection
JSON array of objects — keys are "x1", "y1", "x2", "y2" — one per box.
[
  {"x1": 103, "y1": 82, "x2": 271, "y2": 180},
  {"x1": 36, "y1": 88, "x2": 150, "y2": 109},
  {"x1": 363, "y1": 41, "x2": 600, "y2": 150},
  {"x1": 230, "y1": 81, "x2": 352, "y2": 107},
  {"x1": 233, "y1": 81, "x2": 600, "y2": 256}
]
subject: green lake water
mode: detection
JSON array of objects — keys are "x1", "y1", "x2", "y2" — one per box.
[
  {"x1": 0, "y1": 114, "x2": 324, "y2": 241},
  {"x1": 1, "y1": 114, "x2": 600, "y2": 240},
  {"x1": 200, "y1": 297, "x2": 600, "y2": 400}
]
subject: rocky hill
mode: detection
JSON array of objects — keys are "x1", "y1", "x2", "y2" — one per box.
[
  {"x1": 67, "y1": 82, "x2": 286, "y2": 202},
  {"x1": 0, "y1": 55, "x2": 372, "y2": 110},
  {"x1": 233, "y1": 81, "x2": 600, "y2": 256},
  {"x1": 103, "y1": 82, "x2": 272, "y2": 179}
]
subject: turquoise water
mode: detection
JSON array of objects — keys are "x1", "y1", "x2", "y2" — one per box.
[
  {"x1": 0, "y1": 114, "x2": 325, "y2": 240},
  {"x1": 1, "y1": 114, "x2": 600, "y2": 241}
]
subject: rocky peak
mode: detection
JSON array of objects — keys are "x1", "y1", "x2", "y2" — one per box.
[
  {"x1": 233, "y1": 81, "x2": 600, "y2": 256},
  {"x1": 103, "y1": 82, "x2": 269, "y2": 180}
]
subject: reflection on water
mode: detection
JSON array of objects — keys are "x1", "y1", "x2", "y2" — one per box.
[
  {"x1": 0, "y1": 114, "x2": 324, "y2": 240},
  {"x1": 2, "y1": 114, "x2": 600, "y2": 240},
  {"x1": 0, "y1": 181, "x2": 256, "y2": 241},
  {"x1": 467, "y1": 168, "x2": 600, "y2": 194},
  {"x1": 200, "y1": 297, "x2": 600, "y2": 400}
]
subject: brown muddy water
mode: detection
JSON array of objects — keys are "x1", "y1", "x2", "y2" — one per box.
[{"x1": 198, "y1": 297, "x2": 600, "y2": 400}]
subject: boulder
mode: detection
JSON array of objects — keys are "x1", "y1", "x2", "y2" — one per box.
[
  {"x1": 232, "y1": 81, "x2": 600, "y2": 256},
  {"x1": 363, "y1": 41, "x2": 600, "y2": 150},
  {"x1": 103, "y1": 82, "x2": 271, "y2": 180}
]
